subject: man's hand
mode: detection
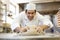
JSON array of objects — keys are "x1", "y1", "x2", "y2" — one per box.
[
  {"x1": 14, "y1": 27, "x2": 21, "y2": 33},
  {"x1": 36, "y1": 25, "x2": 49, "y2": 33},
  {"x1": 14, "y1": 27, "x2": 28, "y2": 33},
  {"x1": 24, "y1": 27, "x2": 30, "y2": 30},
  {"x1": 36, "y1": 27, "x2": 43, "y2": 33},
  {"x1": 20, "y1": 27, "x2": 27, "y2": 32}
]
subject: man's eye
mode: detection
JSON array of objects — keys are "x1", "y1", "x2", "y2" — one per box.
[
  {"x1": 28, "y1": 12, "x2": 30, "y2": 14},
  {"x1": 32, "y1": 13, "x2": 34, "y2": 14},
  {"x1": 27, "y1": 12, "x2": 35, "y2": 14}
]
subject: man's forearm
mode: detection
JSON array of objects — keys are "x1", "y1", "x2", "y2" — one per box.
[{"x1": 40, "y1": 25, "x2": 49, "y2": 31}]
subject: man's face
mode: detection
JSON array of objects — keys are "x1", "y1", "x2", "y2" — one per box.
[{"x1": 26, "y1": 10, "x2": 36, "y2": 20}]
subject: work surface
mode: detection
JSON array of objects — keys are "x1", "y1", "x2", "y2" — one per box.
[{"x1": 0, "y1": 33, "x2": 60, "y2": 40}]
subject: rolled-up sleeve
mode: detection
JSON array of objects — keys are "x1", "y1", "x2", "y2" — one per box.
[
  {"x1": 11, "y1": 14, "x2": 22, "y2": 31},
  {"x1": 43, "y1": 19, "x2": 53, "y2": 28},
  {"x1": 38, "y1": 15, "x2": 53, "y2": 28}
]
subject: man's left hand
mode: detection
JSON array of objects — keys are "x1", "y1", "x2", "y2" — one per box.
[{"x1": 36, "y1": 27, "x2": 43, "y2": 33}]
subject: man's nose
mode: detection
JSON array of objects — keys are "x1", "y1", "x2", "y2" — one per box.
[{"x1": 29, "y1": 14, "x2": 32, "y2": 16}]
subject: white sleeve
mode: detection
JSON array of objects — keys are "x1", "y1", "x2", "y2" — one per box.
[
  {"x1": 11, "y1": 14, "x2": 22, "y2": 31},
  {"x1": 38, "y1": 15, "x2": 53, "y2": 28},
  {"x1": 43, "y1": 19, "x2": 53, "y2": 28}
]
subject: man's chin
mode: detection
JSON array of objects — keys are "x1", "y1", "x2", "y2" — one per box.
[{"x1": 28, "y1": 18, "x2": 33, "y2": 21}]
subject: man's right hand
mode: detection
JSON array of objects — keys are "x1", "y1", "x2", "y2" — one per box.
[
  {"x1": 14, "y1": 27, "x2": 27, "y2": 33},
  {"x1": 14, "y1": 27, "x2": 21, "y2": 33},
  {"x1": 20, "y1": 27, "x2": 27, "y2": 32}
]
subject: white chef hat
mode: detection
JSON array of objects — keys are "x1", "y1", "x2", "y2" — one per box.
[{"x1": 25, "y1": 3, "x2": 36, "y2": 10}]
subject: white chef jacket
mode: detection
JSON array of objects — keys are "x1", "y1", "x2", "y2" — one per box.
[
  {"x1": 11, "y1": 11, "x2": 53, "y2": 30},
  {"x1": 43, "y1": 15, "x2": 51, "y2": 20}
]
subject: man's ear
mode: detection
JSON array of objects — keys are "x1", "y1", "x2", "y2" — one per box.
[
  {"x1": 25, "y1": 10, "x2": 27, "y2": 13},
  {"x1": 35, "y1": 10, "x2": 36, "y2": 13}
]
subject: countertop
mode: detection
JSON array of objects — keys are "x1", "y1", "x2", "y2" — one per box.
[{"x1": 0, "y1": 33, "x2": 60, "y2": 39}]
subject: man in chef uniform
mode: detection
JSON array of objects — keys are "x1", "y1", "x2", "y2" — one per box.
[{"x1": 11, "y1": 3, "x2": 53, "y2": 33}]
